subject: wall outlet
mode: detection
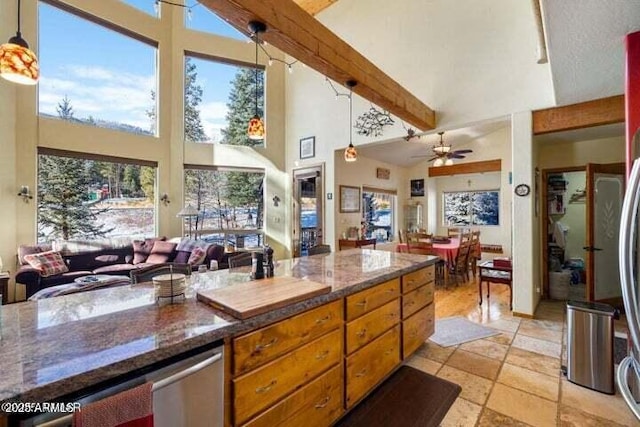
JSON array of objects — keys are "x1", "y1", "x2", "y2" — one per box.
[{"x1": 273, "y1": 216, "x2": 281, "y2": 223}]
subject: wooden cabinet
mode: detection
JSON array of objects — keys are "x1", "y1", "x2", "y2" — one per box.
[
  {"x1": 345, "y1": 278, "x2": 399, "y2": 321},
  {"x1": 401, "y1": 265, "x2": 435, "y2": 359},
  {"x1": 345, "y1": 325, "x2": 400, "y2": 408},
  {"x1": 229, "y1": 265, "x2": 436, "y2": 426},
  {"x1": 233, "y1": 300, "x2": 342, "y2": 375}
]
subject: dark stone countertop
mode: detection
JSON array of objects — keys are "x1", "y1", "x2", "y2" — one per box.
[{"x1": 0, "y1": 249, "x2": 437, "y2": 407}]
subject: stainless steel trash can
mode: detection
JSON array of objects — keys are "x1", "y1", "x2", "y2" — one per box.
[{"x1": 567, "y1": 301, "x2": 617, "y2": 394}]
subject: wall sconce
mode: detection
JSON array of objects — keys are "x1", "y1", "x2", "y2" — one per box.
[
  {"x1": 160, "y1": 193, "x2": 170, "y2": 206},
  {"x1": 17, "y1": 185, "x2": 33, "y2": 202},
  {"x1": 272, "y1": 195, "x2": 281, "y2": 207}
]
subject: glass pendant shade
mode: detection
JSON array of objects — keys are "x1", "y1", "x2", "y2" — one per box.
[
  {"x1": 247, "y1": 115, "x2": 265, "y2": 140},
  {"x1": 433, "y1": 157, "x2": 444, "y2": 167},
  {"x1": 445, "y1": 158, "x2": 454, "y2": 166},
  {"x1": 344, "y1": 143, "x2": 357, "y2": 162},
  {"x1": 0, "y1": 37, "x2": 39, "y2": 85}
]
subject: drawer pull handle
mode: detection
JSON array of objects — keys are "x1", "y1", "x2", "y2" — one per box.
[
  {"x1": 356, "y1": 368, "x2": 367, "y2": 378},
  {"x1": 355, "y1": 300, "x2": 367, "y2": 307},
  {"x1": 315, "y1": 315, "x2": 332, "y2": 324},
  {"x1": 387, "y1": 313, "x2": 397, "y2": 318},
  {"x1": 410, "y1": 331, "x2": 417, "y2": 338},
  {"x1": 405, "y1": 300, "x2": 415, "y2": 307},
  {"x1": 255, "y1": 379, "x2": 277, "y2": 394},
  {"x1": 407, "y1": 279, "x2": 415, "y2": 284},
  {"x1": 255, "y1": 337, "x2": 278, "y2": 351},
  {"x1": 386, "y1": 288, "x2": 396, "y2": 293},
  {"x1": 315, "y1": 396, "x2": 331, "y2": 409},
  {"x1": 356, "y1": 328, "x2": 367, "y2": 337},
  {"x1": 384, "y1": 348, "x2": 394, "y2": 356},
  {"x1": 315, "y1": 350, "x2": 330, "y2": 360}
]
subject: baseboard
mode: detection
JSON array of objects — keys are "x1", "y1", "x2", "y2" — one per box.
[{"x1": 512, "y1": 311, "x2": 534, "y2": 319}]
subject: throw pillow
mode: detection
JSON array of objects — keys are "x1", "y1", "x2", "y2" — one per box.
[
  {"x1": 188, "y1": 246, "x2": 207, "y2": 266},
  {"x1": 23, "y1": 251, "x2": 69, "y2": 277},
  {"x1": 146, "y1": 241, "x2": 177, "y2": 264},
  {"x1": 132, "y1": 238, "x2": 160, "y2": 264}
]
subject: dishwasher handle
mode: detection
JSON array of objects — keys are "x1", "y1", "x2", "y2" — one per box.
[{"x1": 32, "y1": 351, "x2": 223, "y2": 427}]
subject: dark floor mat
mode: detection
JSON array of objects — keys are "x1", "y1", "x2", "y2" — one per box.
[{"x1": 336, "y1": 365, "x2": 461, "y2": 427}]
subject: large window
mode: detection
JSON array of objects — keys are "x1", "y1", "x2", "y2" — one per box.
[
  {"x1": 184, "y1": 167, "x2": 264, "y2": 247},
  {"x1": 362, "y1": 188, "x2": 396, "y2": 242},
  {"x1": 38, "y1": 2, "x2": 157, "y2": 136},
  {"x1": 185, "y1": 5, "x2": 247, "y2": 41},
  {"x1": 120, "y1": 0, "x2": 158, "y2": 17},
  {"x1": 443, "y1": 190, "x2": 500, "y2": 226},
  {"x1": 37, "y1": 150, "x2": 157, "y2": 242},
  {"x1": 184, "y1": 54, "x2": 264, "y2": 145}
]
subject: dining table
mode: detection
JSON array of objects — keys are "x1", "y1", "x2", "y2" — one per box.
[{"x1": 397, "y1": 237, "x2": 479, "y2": 267}]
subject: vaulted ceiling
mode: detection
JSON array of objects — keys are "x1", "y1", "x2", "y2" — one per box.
[{"x1": 292, "y1": 0, "x2": 338, "y2": 15}]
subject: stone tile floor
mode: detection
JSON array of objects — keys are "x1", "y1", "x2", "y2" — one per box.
[{"x1": 404, "y1": 279, "x2": 638, "y2": 426}]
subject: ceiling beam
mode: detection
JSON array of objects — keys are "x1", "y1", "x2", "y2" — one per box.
[
  {"x1": 532, "y1": 95, "x2": 625, "y2": 135},
  {"x1": 199, "y1": 0, "x2": 436, "y2": 131},
  {"x1": 292, "y1": 0, "x2": 338, "y2": 15},
  {"x1": 428, "y1": 159, "x2": 502, "y2": 177}
]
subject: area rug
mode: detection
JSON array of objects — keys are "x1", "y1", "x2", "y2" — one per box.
[
  {"x1": 336, "y1": 366, "x2": 461, "y2": 427},
  {"x1": 429, "y1": 316, "x2": 500, "y2": 347}
]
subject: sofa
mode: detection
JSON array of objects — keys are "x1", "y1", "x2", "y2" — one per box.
[{"x1": 16, "y1": 237, "x2": 231, "y2": 299}]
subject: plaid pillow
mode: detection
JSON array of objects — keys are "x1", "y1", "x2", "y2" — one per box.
[
  {"x1": 23, "y1": 251, "x2": 69, "y2": 277},
  {"x1": 188, "y1": 246, "x2": 207, "y2": 266}
]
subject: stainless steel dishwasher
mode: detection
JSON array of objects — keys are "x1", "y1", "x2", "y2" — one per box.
[{"x1": 20, "y1": 344, "x2": 224, "y2": 427}]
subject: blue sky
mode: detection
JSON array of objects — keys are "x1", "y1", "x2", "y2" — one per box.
[{"x1": 38, "y1": 0, "x2": 247, "y2": 141}]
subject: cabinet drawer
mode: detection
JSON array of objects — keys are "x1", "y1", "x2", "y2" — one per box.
[
  {"x1": 402, "y1": 265, "x2": 434, "y2": 294},
  {"x1": 233, "y1": 329, "x2": 343, "y2": 425},
  {"x1": 234, "y1": 300, "x2": 343, "y2": 375},
  {"x1": 402, "y1": 303, "x2": 435, "y2": 359},
  {"x1": 243, "y1": 365, "x2": 343, "y2": 427},
  {"x1": 345, "y1": 325, "x2": 400, "y2": 408},
  {"x1": 345, "y1": 299, "x2": 400, "y2": 355},
  {"x1": 346, "y1": 278, "x2": 400, "y2": 321},
  {"x1": 402, "y1": 282, "x2": 433, "y2": 319}
]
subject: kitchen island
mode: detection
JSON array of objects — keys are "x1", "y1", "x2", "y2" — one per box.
[{"x1": 0, "y1": 249, "x2": 438, "y2": 425}]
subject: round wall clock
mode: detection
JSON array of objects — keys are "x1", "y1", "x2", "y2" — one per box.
[{"x1": 514, "y1": 184, "x2": 531, "y2": 197}]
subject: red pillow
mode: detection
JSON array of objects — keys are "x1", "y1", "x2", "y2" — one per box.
[
  {"x1": 146, "y1": 241, "x2": 177, "y2": 264},
  {"x1": 24, "y1": 251, "x2": 69, "y2": 277},
  {"x1": 132, "y1": 238, "x2": 161, "y2": 264},
  {"x1": 188, "y1": 247, "x2": 207, "y2": 266}
]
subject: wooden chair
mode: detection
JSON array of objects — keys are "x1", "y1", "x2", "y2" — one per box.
[
  {"x1": 130, "y1": 263, "x2": 191, "y2": 284},
  {"x1": 307, "y1": 244, "x2": 331, "y2": 255},
  {"x1": 405, "y1": 232, "x2": 432, "y2": 244},
  {"x1": 469, "y1": 230, "x2": 481, "y2": 277},
  {"x1": 447, "y1": 227, "x2": 461, "y2": 237},
  {"x1": 338, "y1": 238, "x2": 377, "y2": 250},
  {"x1": 228, "y1": 252, "x2": 253, "y2": 269},
  {"x1": 448, "y1": 240, "x2": 471, "y2": 285},
  {"x1": 478, "y1": 258, "x2": 513, "y2": 310}
]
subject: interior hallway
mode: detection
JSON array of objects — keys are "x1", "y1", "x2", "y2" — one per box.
[{"x1": 403, "y1": 279, "x2": 637, "y2": 426}]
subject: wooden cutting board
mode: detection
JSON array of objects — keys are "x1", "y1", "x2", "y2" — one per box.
[{"x1": 196, "y1": 276, "x2": 331, "y2": 319}]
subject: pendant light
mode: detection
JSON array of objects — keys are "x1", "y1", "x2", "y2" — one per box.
[
  {"x1": 0, "y1": 0, "x2": 39, "y2": 85},
  {"x1": 344, "y1": 80, "x2": 357, "y2": 162},
  {"x1": 247, "y1": 21, "x2": 265, "y2": 140}
]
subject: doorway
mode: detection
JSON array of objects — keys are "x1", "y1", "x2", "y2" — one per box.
[
  {"x1": 292, "y1": 166, "x2": 324, "y2": 257},
  {"x1": 541, "y1": 163, "x2": 625, "y2": 305}
]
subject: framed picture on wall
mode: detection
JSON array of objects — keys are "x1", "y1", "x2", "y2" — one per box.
[
  {"x1": 410, "y1": 179, "x2": 425, "y2": 197},
  {"x1": 340, "y1": 185, "x2": 361, "y2": 213},
  {"x1": 300, "y1": 136, "x2": 315, "y2": 159}
]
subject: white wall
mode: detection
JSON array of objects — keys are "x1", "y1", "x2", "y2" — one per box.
[
  {"x1": 560, "y1": 171, "x2": 587, "y2": 260},
  {"x1": 537, "y1": 136, "x2": 625, "y2": 169}
]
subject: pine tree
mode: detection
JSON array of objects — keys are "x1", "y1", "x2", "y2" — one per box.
[
  {"x1": 140, "y1": 166, "x2": 155, "y2": 201},
  {"x1": 184, "y1": 58, "x2": 208, "y2": 142},
  {"x1": 56, "y1": 95, "x2": 74, "y2": 120},
  {"x1": 221, "y1": 68, "x2": 264, "y2": 146},
  {"x1": 122, "y1": 165, "x2": 141, "y2": 197},
  {"x1": 37, "y1": 155, "x2": 113, "y2": 241}
]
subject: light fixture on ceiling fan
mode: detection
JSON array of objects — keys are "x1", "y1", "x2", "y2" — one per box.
[{"x1": 412, "y1": 131, "x2": 473, "y2": 166}]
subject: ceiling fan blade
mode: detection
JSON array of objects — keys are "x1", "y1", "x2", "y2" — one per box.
[
  {"x1": 452, "y1": 149, "x2": 473, "y2": 154},
  {"x1": 448, "y1": 154, "x2": 466, "y2": 159}
]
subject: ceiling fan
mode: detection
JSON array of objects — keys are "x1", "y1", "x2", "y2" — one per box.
[{"x1": 413, "y1": 131, "x2": 473, "y2": 166}]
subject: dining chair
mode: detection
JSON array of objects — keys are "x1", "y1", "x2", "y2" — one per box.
[
  {"x1": 130, "y1": 263, "x2": 191, "y2": 284},
  {"x1": 228, "y1": 252, "x2": 253, "y2": 269},
  {"x1": 307, "y1": 244, "x2": 332, "y2": 255},
  {"x1": 406, "y1": 232, "x2": 432, "y2": 243},
  {"x1": 449, "y1": 240, "x2": 471, "y2": 285},
  {"x1": 469, "y1": 230, "x2": 481, "y2": 277},
  {"x1": 447, "y1": 227, "x2": 460, "y2": 237}
]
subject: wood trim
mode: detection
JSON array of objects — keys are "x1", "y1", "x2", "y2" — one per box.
[
  {"x1": 512, "y1": 311, "x2": 534, "y2": 319},
  {"x1": 293, "y1": 0, "x2": 337, "y2": 15},
  {"x1": 38, "y1": 147, "x2": 158, "y2": 167},
  {"x1": 198, "y1": 0, "x2": 436, "y2": 130},
  {"x1": 362, "y1": 186, "x2": 397, "y2": 195},
  {"x1": 532, "y1": 95, "x2": 625, "y2": 135},
  {"x1": 428, "y1": 159, "x2": 501, "y2": 177}
]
